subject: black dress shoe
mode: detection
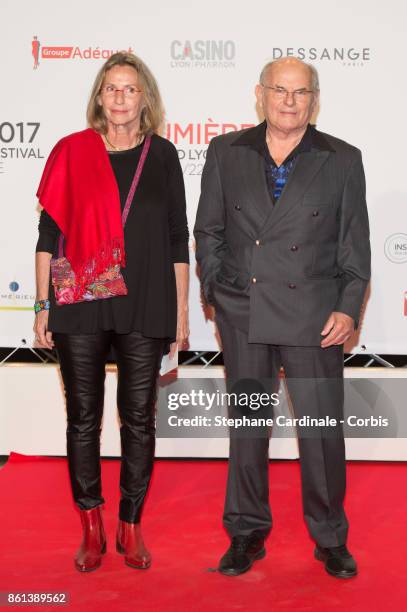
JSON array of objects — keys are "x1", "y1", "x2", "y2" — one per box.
[
  {"x1": 315, "y1": 544, "x2": 357, "y2": 578},
  {"x1": 218, "y1": 533, "x2": 266, "y2": 576}
]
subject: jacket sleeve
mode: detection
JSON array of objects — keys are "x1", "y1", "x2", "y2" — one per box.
[
  {"x1": 334, "y1": 149, "x2": 371, "y2": 327},
  {"x1": 193, "y1": 138, "x2": 227, "y2": 305}
]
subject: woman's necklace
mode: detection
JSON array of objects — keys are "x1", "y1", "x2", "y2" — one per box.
[{"x1": 104, "y1": 133, "x2": 142, "y2": 151}]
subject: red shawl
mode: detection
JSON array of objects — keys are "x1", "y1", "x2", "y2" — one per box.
[{"x1": 37, "y1": 128, "x2": 125, "y2": 296}]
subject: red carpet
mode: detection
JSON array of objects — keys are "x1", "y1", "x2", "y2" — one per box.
[{"x1": 0, "y1": 453, "x2": 405, "y2": 611}]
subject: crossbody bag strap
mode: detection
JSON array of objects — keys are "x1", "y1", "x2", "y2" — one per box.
[{"x1": 121, "y1": 134, "x2": 151, "y2": 227}]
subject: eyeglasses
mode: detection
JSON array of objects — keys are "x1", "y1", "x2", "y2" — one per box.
[
  {"x1": 100, "y1": 84, "x2": 142, "y2": 98},
  {"x1": 261, "y1": 84, "x2": 315, "y2": 101}
]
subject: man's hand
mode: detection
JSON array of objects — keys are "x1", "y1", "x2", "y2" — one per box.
[
  {"x1": 320, "y1": 311, "x2": 354, "y2": 348},
  {"x1": 33, "y1": 310, "x2": 54, "y2": 349}
]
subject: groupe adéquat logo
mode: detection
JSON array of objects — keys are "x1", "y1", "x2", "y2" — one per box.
[{"x1": 31, "y1": 35, "x2": 134, "y2": 69}]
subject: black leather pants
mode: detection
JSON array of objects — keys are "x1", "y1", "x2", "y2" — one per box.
[{"x1": 53, "y1": 330, "x2": 165, "y2": 523}]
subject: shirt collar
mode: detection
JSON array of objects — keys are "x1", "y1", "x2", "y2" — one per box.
[{"x1": 231, "y1": 120, "x2": 335, "y2": 154}]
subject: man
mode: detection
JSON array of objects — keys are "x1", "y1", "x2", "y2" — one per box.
[{"x1": 194, "y1": 57, "x2": 370, "y2": 578}]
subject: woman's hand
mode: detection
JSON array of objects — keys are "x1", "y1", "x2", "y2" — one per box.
[
  {"x1": 34, "y1": 252, "x2": 54, "y2": 349},
  {"x1": 33, "y1": 310, "x2": 54, "y2": 349},
  {"x1": 171, "y1": 262, "x2": 190, "y2": 359},
  {"x1": 169, "y1": 308, "x2": 189, "y2": 359}
]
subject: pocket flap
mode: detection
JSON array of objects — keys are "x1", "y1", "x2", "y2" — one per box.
[{"x1": 302, "y1": 194, "x2": 334, "y2": 207}]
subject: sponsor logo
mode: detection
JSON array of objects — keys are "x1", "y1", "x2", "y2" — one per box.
[
  {"x1": 170, "y1": 40, "x2": 236, "y2": 68},
  {"x1": 271, "y1": 47, "x2": 371, "y2": 67},
  {"x1": 42, "y1": 46, "x2": 73, "y2": 59},
  {"x1": 0, "y1": 281, "x2": 35, "y2": 310},
  {"x1": 165, "y1": 120, "x2": 255, "y2": 175},
  {"x1": 32, "y1": 35, "x2": 40, "y2": 69},
  {"x1": 32, "y1": 36, "x2": 134, "y2": 68},
  {"x1": 384, "y1": 233, "x2": 407, "y2": 264}
]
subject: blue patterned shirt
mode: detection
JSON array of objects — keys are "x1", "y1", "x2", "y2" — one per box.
[{"x1": 263, "y1": 123, "x2": 313, "y2": 203}]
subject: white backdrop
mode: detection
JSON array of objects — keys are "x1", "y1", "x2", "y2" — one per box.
[
  {"x1": 1, "y1": 0, "x2": 406, "y2": 353},
  {"x1": 1, "y1": 365, "x2": 406, "y2": 460}
]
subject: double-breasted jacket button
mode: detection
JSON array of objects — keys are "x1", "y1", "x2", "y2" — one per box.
[
  {"x1": 290, "y1": 245, "x2": 298, "y2": 251},
  {"x1": 255, "y1": 240, "x2": 260, "y2": 246},
  {"x1": 234, "y1": 204, "x2": 241, "y2": 211},
  {"x1": 312, "y1": 210, "x2": 319, "y2": 217},
  {"x1": 252, "y1": 277, "x2": 257, "y2": 284},
  {"x1": 288, "y1": 283, "x2": 296, "y2": 289}
]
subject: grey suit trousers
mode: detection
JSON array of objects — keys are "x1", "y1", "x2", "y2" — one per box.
[{"x1": 217, "y1": 313, "x2": 349, "y2": 548}]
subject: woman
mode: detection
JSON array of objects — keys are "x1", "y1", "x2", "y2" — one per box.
[{"x1": 34, "y1": 52, "x2": 189, "y2": 572}]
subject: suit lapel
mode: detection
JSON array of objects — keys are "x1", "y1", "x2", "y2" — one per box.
[
  {"x1": 261, "y1": 150, "x2": 331, "y2": 233},
  {"x1": 237, "y1": 145, "x2": 272, "y2": 226},
  {"x1": 230, "y1": 122, "x2": 334, "y2": 233}
]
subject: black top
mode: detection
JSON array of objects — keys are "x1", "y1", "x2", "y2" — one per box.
[{"x1": 36, "y1": 134, "x2": 189, "y2": 341}]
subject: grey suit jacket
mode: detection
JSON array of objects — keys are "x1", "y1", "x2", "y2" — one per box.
[{"x1": 194, "y1": 121, "x2": 371, "y2": 346}]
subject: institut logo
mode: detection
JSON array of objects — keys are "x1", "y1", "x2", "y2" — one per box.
[
  {"x1": 384, "y1": 233, "x2": 407, "y2": 264},
  {"x1": 31, "y1": 36, "x2": 134, "y2": 69},
  {"x1": 170, "y1": 40, "x2": 236, "y2": 68}
]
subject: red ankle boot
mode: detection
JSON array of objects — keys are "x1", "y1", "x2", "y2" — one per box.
[
  {"x1": 116, "y1": 520, "x2": 151, "y2": 569},
  {"x1": 75, "y1": 506, "x2": 106, "y2": 572}
]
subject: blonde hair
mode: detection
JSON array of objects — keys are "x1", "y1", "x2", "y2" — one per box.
[{"x1": 87, "y1": 52, "x2": 164, "y2": 136}]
